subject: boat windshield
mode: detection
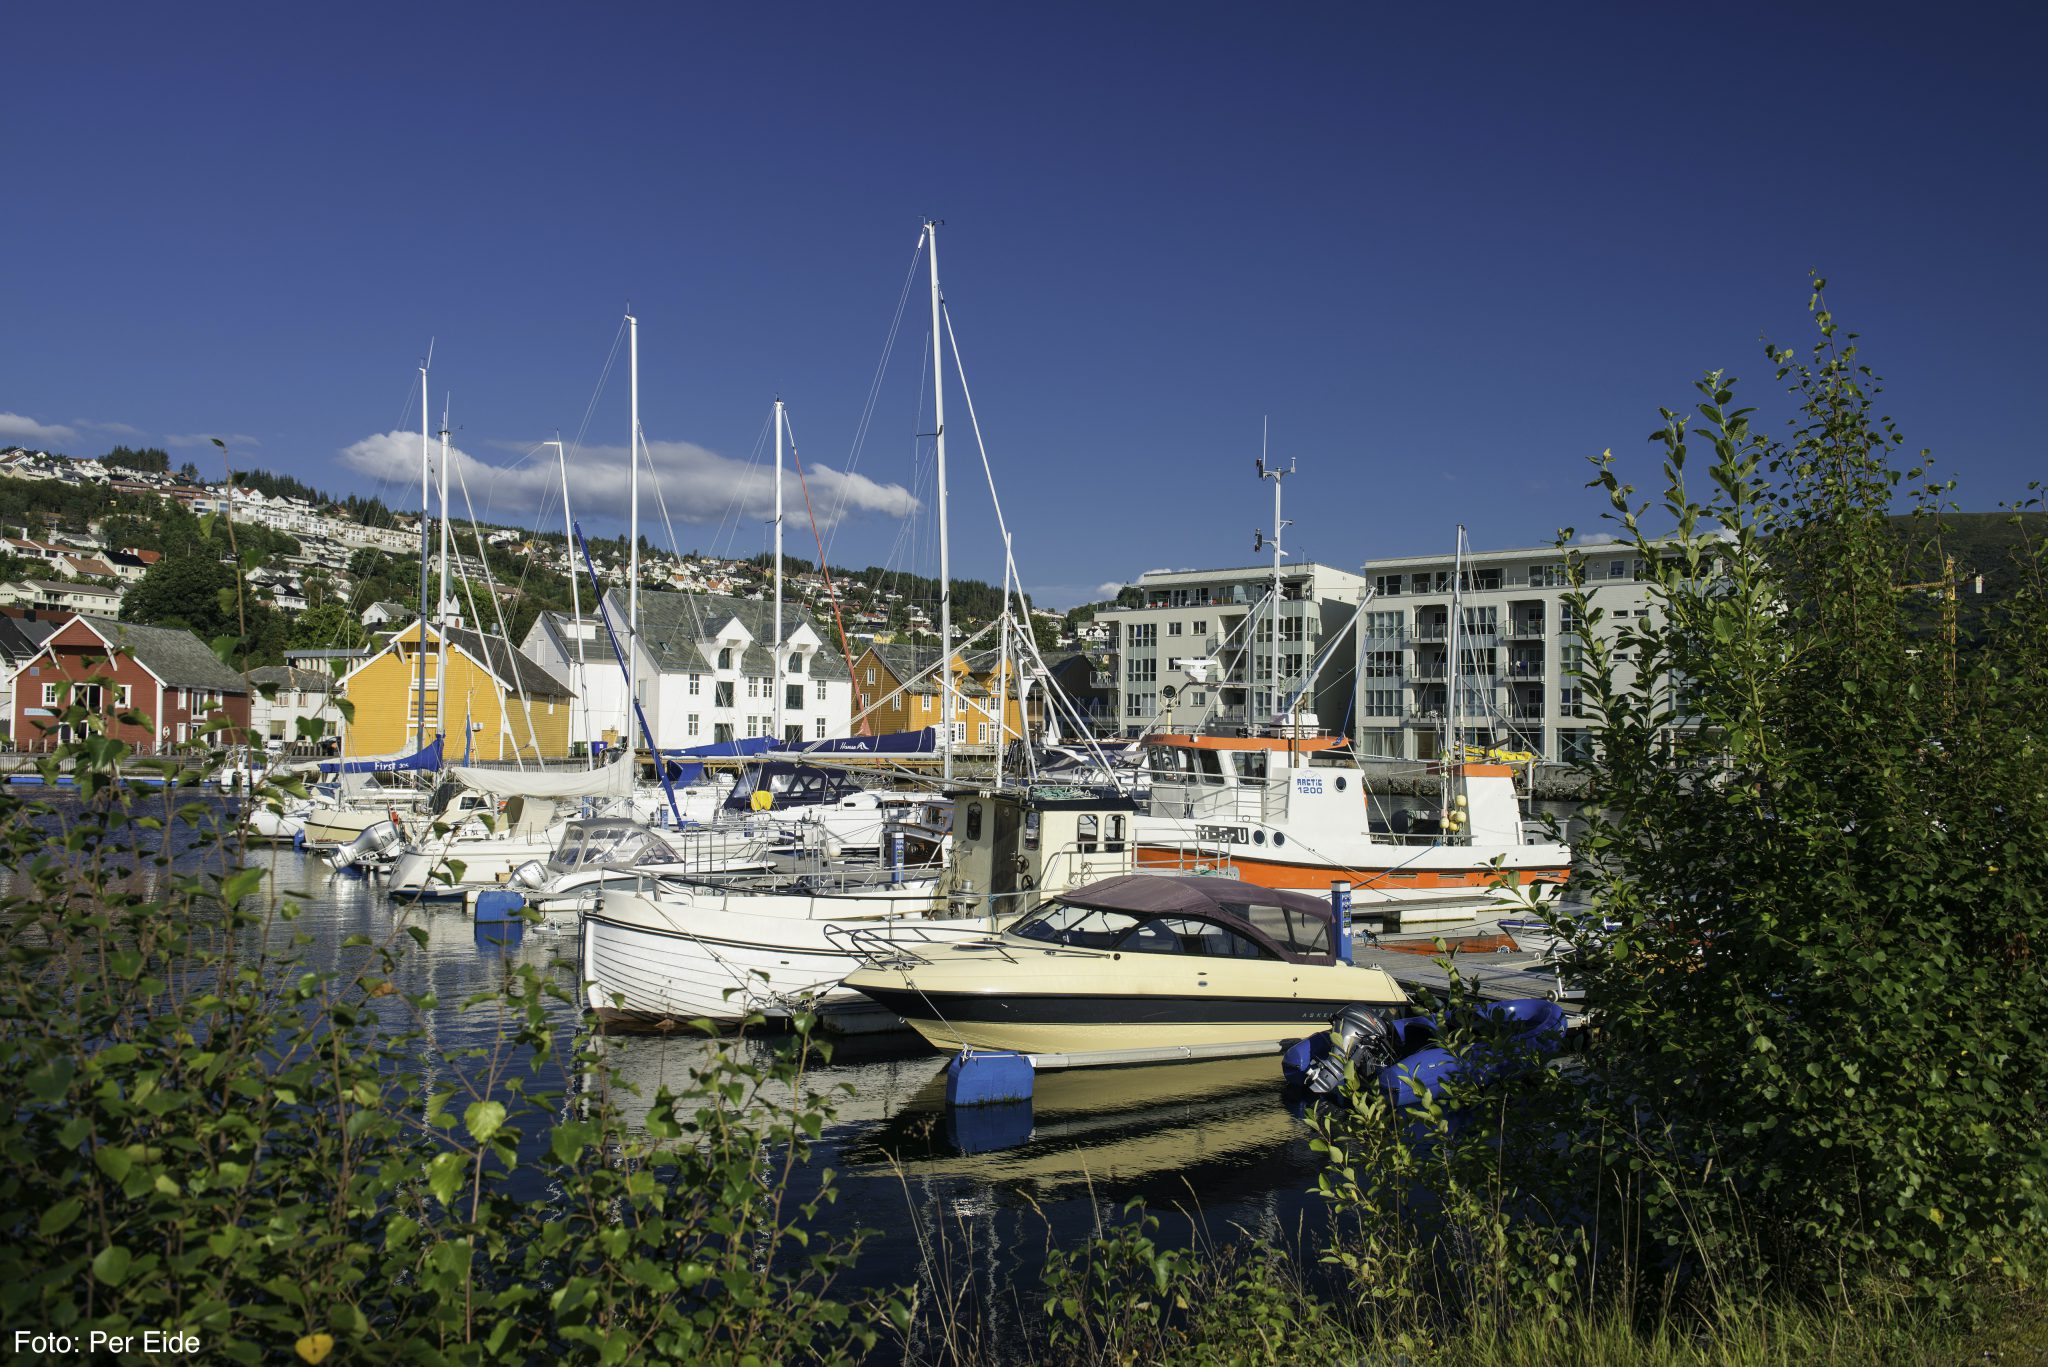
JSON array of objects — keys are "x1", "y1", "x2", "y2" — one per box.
[
  {"x1": 1224, "y1": 899, "x2": 1332, "y2": 958},
  {"x1": 1114, "y1": 915, "x2": 1271, "y2": 959},
  {"x1": 1011, "y1": 901, "x2": 1143, "y2": 949}
]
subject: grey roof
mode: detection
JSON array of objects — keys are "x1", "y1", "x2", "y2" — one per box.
[
  {"x1": 605, "y1": 590, "x2": 851, "y2": 681},
  {"x1": 0, "y1": 615, "x2": 55, "y2": 664},
  {"x1": 30, "y1": 579, "x2": 122, "y2": 596},
  {"x1": 436, "y1": 623, "x2": 574, "y2": 698},
  {"x1": 369, "y1": 600, "x2": 409, "y2": 617},
  {"x1": 245, "y1": 665, "x2": 334, "y2": 693},
  {"x1": 75, "y1": 617, "x2": 251, "y2": 693}
]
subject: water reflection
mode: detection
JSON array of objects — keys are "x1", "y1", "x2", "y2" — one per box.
[{"x1": 9, "y1": 796, "x2": 1340, "y2": 1303}]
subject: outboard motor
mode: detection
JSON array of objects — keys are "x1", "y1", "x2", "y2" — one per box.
[
  {"x1": 1306, "y1": 1006, "x2": 1403, "y2": 1097},
  {"x1": 329, "y1": 819, "x2": 404, "y2": 873},
  {"x1": 509, "y1": 859, "x2": 549, "y2": 891}
]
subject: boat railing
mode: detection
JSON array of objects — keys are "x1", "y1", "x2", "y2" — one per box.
[
  {"x1": 1151, "y1": 781, "x2": 1264, "y2": 823},
  {"x1": 826, "y1": 922, "x2": 1008, "y2": 970}
]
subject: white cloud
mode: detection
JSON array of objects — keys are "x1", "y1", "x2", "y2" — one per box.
[
  {"x1": 338, "y1": 431, "x2": 920, "y2": 532},
  {"x1": 1093, "y1": 581, "x2": 1125, "y2": 598},
  {"x1": 165, "y1": 432, "x2": 263, "y2": 450},
  {"x1": 1576, "y1": 532, "x2": 1620, "y2": 547},
  {"x1": 0, "y1": 413, "x2": 80, "y2": 446},
  {"x1": 73, "y1": 420, "x2": 147, "y2": 439}
]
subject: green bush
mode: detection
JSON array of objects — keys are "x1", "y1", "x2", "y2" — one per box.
[{"x1": 0, "y1": 698, "x2": 898, "y2": 1362}]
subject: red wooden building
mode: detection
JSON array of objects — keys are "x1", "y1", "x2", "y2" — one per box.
[{"x1": 12, "y1": 616, "x2": 252, "y2": 754}]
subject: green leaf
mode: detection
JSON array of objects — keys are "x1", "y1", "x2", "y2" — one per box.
[
  {"x1": 464, "y1": 1100, "x2": 506, "y2": 1144},
  {"x1": 92, "y1": 1245, "x2": 133, "y2": 1287},
  {"x1": 38, "y1": 1199, "x2": 83, "y2": 1237},
  {"x1": 26, "y1": 1057, "x2": 75, "y2": 1102},
  {"x1": 426, "y1": 1151, "x2": 466, "y2": 1207}
]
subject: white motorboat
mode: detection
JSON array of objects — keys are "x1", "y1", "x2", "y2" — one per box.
[
  {"x1": 843, "y1": 873, "x2": 1411, "y2": 1067},
  {"x1": 513, "y1": 817, "x2": 795, "y2": 915},
  {"x1": 580, "y1": 784, "x2": 1148, "y2": 1028}
]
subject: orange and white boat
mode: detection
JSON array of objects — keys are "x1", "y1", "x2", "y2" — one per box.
[{"x1": 1129, "y1": 731, "x2": 1567, "y2": 921}]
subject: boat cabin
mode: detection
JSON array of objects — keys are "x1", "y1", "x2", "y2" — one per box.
[
  {"x1": 943, "y1": 784, "x2": 1143, "y2": 909},
  {"x1": 1006, "y1": 874, "x2": 1340, "y2": 964}
]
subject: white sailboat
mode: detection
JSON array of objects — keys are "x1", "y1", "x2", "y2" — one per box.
[{"x1": 581, "y1": 223, "x2": 1154, "y2": 1027}]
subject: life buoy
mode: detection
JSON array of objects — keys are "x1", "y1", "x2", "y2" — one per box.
[{"x1": 750, "y1": 789, "x2": 773, "y2": 812}]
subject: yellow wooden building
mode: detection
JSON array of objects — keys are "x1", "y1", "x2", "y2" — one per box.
[
  {"x1": 850, "y1": 643, "x2": 1040, "y2": 750},
  {"x1": 339, "y1": 621, "x2": 574, "y2": 761}
]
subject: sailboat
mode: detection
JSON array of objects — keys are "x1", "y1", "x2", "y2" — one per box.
[{"x1": 580, "y1": 224, "x2": 1157, "y2": 1028}]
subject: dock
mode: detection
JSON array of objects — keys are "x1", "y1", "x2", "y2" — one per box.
[{"x1": 1353, "y1": 933, "x2": 1586, "y2": 1018}]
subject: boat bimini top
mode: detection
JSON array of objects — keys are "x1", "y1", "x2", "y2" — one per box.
[{"x1": 1007, "y1": 873, "x2": 1340, "y2": 964}]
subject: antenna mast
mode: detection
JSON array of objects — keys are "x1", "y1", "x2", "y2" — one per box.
[{"x1": 1255, "y1": 427, "x2": 1294, "y2": 729}]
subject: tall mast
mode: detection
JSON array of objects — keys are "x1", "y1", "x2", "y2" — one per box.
[
  {"x1": 925, "y1": 220, "x2": 954, "y2": 782},
  {"x1": 1256, "y1": 431, "x2": 1291, "y2": 729},
  {"x1": 622, "y1": 311, "x2": 640, "y2": 776},
  {"x1": 552, "y1": 438, "x2": 588, "y2": 758},
  {"x1": 773, "y1": 398, "x2": 786, "y2": 745},
  {"x1": 1445, "y1": 524, "x2": 1465, "y2": 818},
  {"x1": 437, "y1": 401, "x2": 451, "y2": 740},
  {"x1": 415, "y1": 358, "x2": 430, "y2": 751}
]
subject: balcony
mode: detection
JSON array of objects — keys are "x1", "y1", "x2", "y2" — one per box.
[
  {"x1": 1506, "y1": 662, "x2": 1545, "y2": 680},
  {"x1": 1506, "y1": 621, "x2": 1547, "y2": 640},
  {"x1": 1414, "y1": 625, "x2": 1449, "y2": 641}
]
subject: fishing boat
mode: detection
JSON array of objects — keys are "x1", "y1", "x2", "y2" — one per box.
[
  {"x1": 841, "y1": 873, "x2": 1411, "y2": 1067},
  {"x1": 1130, "y1": 735, "x2": 1568, "y2": 913}
]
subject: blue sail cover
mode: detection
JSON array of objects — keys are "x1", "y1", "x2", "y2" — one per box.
[
  {"x1": 320, "y1": 736, "x2": 444, "y2": 774},
  {"x1": 659, "y1": 728, "x2": 936, "y2": 785}
]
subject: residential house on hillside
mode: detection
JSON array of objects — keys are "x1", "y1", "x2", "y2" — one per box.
[
  {"x1": 339, "y1": 621, "x2": 573, "y2": 762},
  {"x1": 0, "y1": 580, "x2": 126, "y2": 618},
  {"x1": 10, "y1": 616, "x2": 251, "y2": 753},
  {"x1": 361, "y1": 600, "x2": 410, "y2": 629},
  {"x1": 107, "y1": 549, "x2": 162, "y2": 583}
]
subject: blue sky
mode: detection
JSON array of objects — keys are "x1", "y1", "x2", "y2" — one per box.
[{"x1": 5, "y1": 3, "x2": 2043, "y2": 607}]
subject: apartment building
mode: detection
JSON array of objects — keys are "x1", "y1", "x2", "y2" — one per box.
[
  {"x1": 1352, "y1": 541, "x2": 1668, "y2": 763},
  {"x1": 1095, "y1": 562, "x2": 1372, "y2": 736}
]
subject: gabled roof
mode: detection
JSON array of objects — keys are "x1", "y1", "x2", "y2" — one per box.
[
  {"x1": 368, "y1": 622, "x2": 574, "y2": 699},
  {"x1": 0, "y1": 615, "x2": 55, "y2": 665},
  {"x1": 245, "y1": 665, "x2": 335, "y2": 693},
  {"x1": 859, "y1": 642, "x2": 993, "y2": 699},
  {"x1": 605, "y1": 590, "x2": 850, "y2": 681},
  {"x1": 62, "y1": 617, "x2": 251, "y2": 693}
]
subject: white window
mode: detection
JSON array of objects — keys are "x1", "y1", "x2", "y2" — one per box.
[
  {"x1": 951, "y1": 722, "x2": 965, "y2": 743},
  {"x1": 1128, "y1": 623, "x2": 1156, "y2": 646},
  {"x1": 688, "y1": 673, "x2": 701, "y2": 696},
  {"x1": 687, "y1": 713, "x2": 700, "y2": 738},
  {"x1": 977, "y1": 722, "x2": 990, "y2": 744},
  {"x1": 788, "y1": 653, "x2": 804, "y2": 675},
  {"x1": 1128, "y1": 658, "x2": 1157, "y2": 683},
  {"x1": 42, "y1": 683, "x2": 59, "y2": 706},
  {"x1": 865, "y1": 667, "x2": 875, "y2": 685},
  {"x1": 814, "y1": 680, "x2": 826, "y2": 703},
  {"x1": 1167, "y1": 621, "x2": 1183, "y2": 637},
  {"x1": 718, "y1": 647, "x2": 733, "y2": 669},
  {"x1": 814, "y1": 718, "x2": 826, "y2": 740}
]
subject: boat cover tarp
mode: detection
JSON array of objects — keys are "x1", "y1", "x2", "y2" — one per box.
[
  {"x1": 444, "y1": 757, "x2": 633, "y2": 800},
  {"x1": 659, "y1": 728, "x2": 937, "y2": 785},
  {"x1": 318, "y1": 737, "x2": 443, "y2": 775}
]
